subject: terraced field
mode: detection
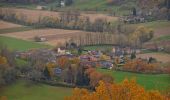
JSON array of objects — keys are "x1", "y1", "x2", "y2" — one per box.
[{"x1": 0, "y1": 28, "x2": 92, "y2": 46}]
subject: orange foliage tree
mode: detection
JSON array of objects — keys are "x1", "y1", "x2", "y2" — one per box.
[
  {"x1": 57, "y1": 56, "x2": 70, "y2": 69},
  {"x1": 123, "y1": 59, "x2": 159, "y2": 73},
  {"x1": 65, "y1": 79, "x2": 168, "y2": 100},
  {"x1": 46, "y1": 62, "x2": 56, "y2": 77},
  {"x1": 0, "y1": 56, "x2": 7, "y2": 65},
  {"x1": 85, "y1": 68, "x2": 114, "y2": 88},
  {"x1": 0, "y1": 96, "x2": 7, "y2": 100}
]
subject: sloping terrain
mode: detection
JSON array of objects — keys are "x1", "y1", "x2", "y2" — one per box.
[
  {"x1": 0, "y1": 20, "x2": 22, "y2": 29},
  {"x1": 0, "y1": 28, "x2": 92, "y2": 46}
]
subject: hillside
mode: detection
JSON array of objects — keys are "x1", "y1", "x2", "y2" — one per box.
[
  {"x1": 0, "y1": 0, "x2": 137, "y2": 15},
  {"x1": 68, "y1": 0, "x2": 137, "y2": 14}
]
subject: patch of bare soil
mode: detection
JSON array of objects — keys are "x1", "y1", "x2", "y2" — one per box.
[
  {"x1": 154, "y1": 27, "x2": 170, "y2": 37},
  {"x1": 0, "y1": 20, "x2": 22, "y2": 29}
]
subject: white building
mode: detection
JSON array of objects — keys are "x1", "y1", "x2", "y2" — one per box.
[
  {"x1": 61, "y1": 0, "x2": 65, "y2": 7},
  {"x1": 57, "y1": 47, "x2": 66, "y2": 55}
]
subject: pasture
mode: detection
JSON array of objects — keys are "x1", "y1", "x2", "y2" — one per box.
[
  {"x1": 0, "y1": 36, "x2": 51, "y2": 51},
  {"x1": 0, "y1": 80, "x2": 72, "y2": 100},
  {"x1": 97, "y1": 68, "x2": 170, "y2": 91}
]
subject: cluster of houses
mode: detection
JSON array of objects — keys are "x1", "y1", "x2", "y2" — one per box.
[
  {"x1": 36, "y1": 0, "x2": 66, "y2": 10},
  {"x1": 120, "y1": 16, "x2": 145, "y2": 24},
  {"x1": 15, "y1": 46, "x2": 141, "y2": 76}
]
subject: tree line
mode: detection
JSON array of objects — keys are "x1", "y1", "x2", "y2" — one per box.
[{"x1": 0, "y1": 8, "x2": 114, "y2": 33}]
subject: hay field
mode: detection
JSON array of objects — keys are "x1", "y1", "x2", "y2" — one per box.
[
  {"x1": 0, "y1": 28, "x2": 91, "y2": 46},
  {"x1": 0, "y1": 20, "x2": 22, "y2": 29}
]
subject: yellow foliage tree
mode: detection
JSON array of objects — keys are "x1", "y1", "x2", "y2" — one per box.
[
  {"x1": 130, "y1": 26, "x2": 153, "y2": 47},
  {"x1": 0, "y1": 56, "x2": 7, "y2": 65},
  {"x1": 46, "y1": 62, "x2": 56, "y2": 77},
  {"x1": 65, "y1": 79, "x2": 168, "y2": 100},
  {"x1": 0, "y1": 96, "x2": 7, "y2": 100}
]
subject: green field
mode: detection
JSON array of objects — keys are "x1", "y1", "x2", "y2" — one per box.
[
  {"x1": 83, "y1": 45, "x2": 113, "y2": 51},
  {"x1": 0, "y1": 36, "x2": 51, "y2": 51},
  {"x1": 0, "y1": 3, "x2": 37, "y2": 9},
  {"x1": 154, "y1": 35, "x2": 170, "y2": 41},
  {"x1": 97, "y1": 68, "x2": 170, "y2": 91},
  {"x1": 0, "y1": 80, "x2": 72, "y2": 100},
  {"x1": 129, "y1": 20, "x2": 170, "y2": 29}
]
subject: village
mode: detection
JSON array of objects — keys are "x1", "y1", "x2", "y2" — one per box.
[
  {"x1": 0, "y1": 0, "x2": 170, "y2": 100},
  {"x1": 15, "y1": 44, "x2": 158, "y2": 78}
]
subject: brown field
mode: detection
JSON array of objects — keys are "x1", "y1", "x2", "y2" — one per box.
[
  {"x1": 0, "y1": 20, "x2": 22, "y2": 29},
  {"x1": 154, "y1": 27, "x2": 170, "y2": 37},
  {"x1": 0, "y1": 7, "x2": 118, "y2": 22},
  {"x1": 137, "y1": 53, "x2": 170, "y2": 63},
  {"x1": 0, "y1": 28, "x2": 91, "y2": 46}
]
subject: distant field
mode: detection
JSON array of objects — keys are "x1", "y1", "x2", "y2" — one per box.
[
  {"x1": 0, "y1": 27, "x2": 34, "y2": 34},
  {"x1": 97, "y1": 68, "x2": 170, "y2": 91},
  {"x1": 0, "y1": 28, "x2": 92, "y2": 46},
  {"x1": 0, "y1": 20, "x2": 34, "y2": 34},
  {"x1": 129, "y1": 21, "x2": 170, "y2": 37},
  {"x1": 134, "y1": 21, "x2": 170, "y2": 29},
  {"x1": 0, "y1": 80, "x2": 72, "y2": 100},
  {"x1": 155, "y1": 35, "x2": 170, "y2": 41},
  {"x1": 0, "y1": 20, "x2": 22, "y2": 29},
  {"x1": 0, "y1": 36, "x2": 51, "y2": 51}
]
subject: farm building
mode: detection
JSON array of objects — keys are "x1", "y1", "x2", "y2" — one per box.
[
  {"x1": 34, "y1": 36, "x2": 47, "y2": 42},
  {"x1": 60, "y1": 0, "x2": 65, "y2": 7},
  {"x1": 36, "y1": 6, "x2": 47, "y2": 10},
  {"x1": 57, "y1": 47, "x2": 66, "y2": 55}
]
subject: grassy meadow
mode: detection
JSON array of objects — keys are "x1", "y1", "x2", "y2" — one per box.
[
  {"x1": 0, "y1": 80, "x2": 73, "y2": 100},
  {"x1": 97, "y1": 68, "x2": 170, "y2": 91},
  {"x1": 0, "y1": 36, "x2": 51, "y2": 51}
]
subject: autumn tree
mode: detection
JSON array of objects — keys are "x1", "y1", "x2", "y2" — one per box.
[
  {"x1": 65, "y1": 79, "x2": 168, "y2": 100},
  {"x1": 0, "y1": 46, "x2": 17, "y2": 86},
  {"x1": 0, "y1": 96, "x2": 7, "y2": 100},
  {"x1": 85, "y1": 68, "x2": 114, "y2": 89},
  {"x1": 123, "y1": 59, "x2": 160, "y2": 73},
  {"x1": 129, "y1": 26, "x2": 154, "y2": 48},
  {"x1": 57, "y1": 56, "x2": 70, "y2": 69}
]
